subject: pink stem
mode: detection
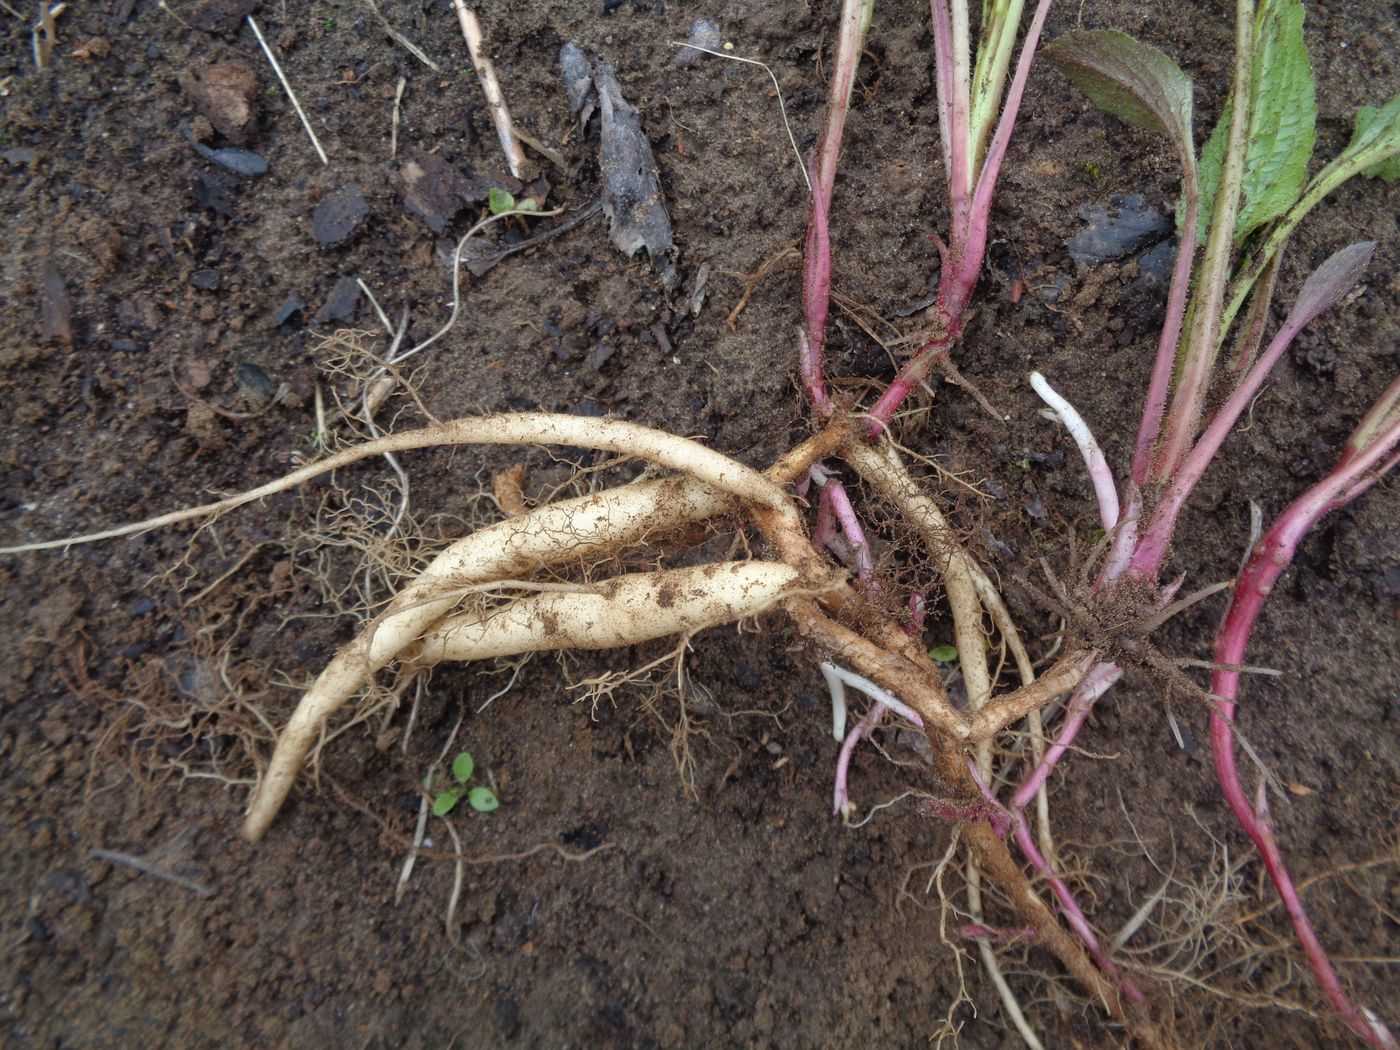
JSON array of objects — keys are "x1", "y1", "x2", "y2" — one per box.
[
  {"x1": 813, "y1": 469, "x2": 877, "y2": 590},
  {"x1": 833, "y1": 703, "x2": 886, "y2": 814},
  {"x1": 1012, "y1": 662, "x2": 1122, "y2": 808},
  {"x1": 1210, "y1": 417, "x2": 1400, "y2": 1049},
  {"x1": 1132, "y1": 305, "x2": 1330, "y2": 578},
  {"x1": 801, "y1": 174, "x2": 835, "y2": 416},
  {"x1": 863, "y1": 321, "x2": 960, "y2": 436},
  {"x1": 1130, "y1": 183, "x2": 1199, "y2": 486},
  {"x1": 930, "y1": 0, "x2": 971, "y2": 243},
  {"x1": 1030, "y1": 370, "x2": 1121, "y2": 531},
  {"x1": 907, "y1": 592, "x2": 927, "y2": 637},
  {"x1": 956, "y1": 0, "x2": 1054, "y2": 312},
  {"x1": 865, "y1": 0, "x2": 1053, "y2": 436},
  {"x1": 801, "y1": 0, "x2": 873, "y2": 417},
  {"x1": 1099, "y1": 484, "x2": 1143, "y2": 586},
  {"x1": 969, "y1": 762, "x2": 1144, "y2": 1002}
]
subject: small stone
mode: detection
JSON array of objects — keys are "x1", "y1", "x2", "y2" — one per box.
[
  {"x1": 189, "y1": 0, "x2": 257, "y2": 37},
  {"x1": 583, "y1": 342, "x2": 616, "y2": 370},
  {"x1": 233, "y1": 362, "x2": 278, "y2": 403},
  {"x1": 396, "y1": 149, "x2": 493, "y2": 233},
  {"x1": 314, "y1": 275, "x2": 361, "y2": 323},
  {"x1": 191, "y1": 170, "x2": 237, "y2": 218},
  {"x1": 732, "y1": 662, "x2": 760, "y2": 692},
  {"x1": 1066, "y1": 194, "x2": 1170, "y2": 265},
  {"x1": 273, "y1": 292, "x2": 305, "y2": 327},
  {"x1": 312, "y1": 184, "x2": 369, "y2": 246},
  {"x1": 191, "y1": 269, "x2": 221, "y2": 290}
]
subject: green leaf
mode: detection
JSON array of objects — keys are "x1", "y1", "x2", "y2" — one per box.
[
  {"x1": 1350, "y1": 94, "x2": 1400, "y2": 180},
  {"x1": 1042, "y1": 30, "x2": 1196, "y2": 176},
  {"x1": 432, "y1": 789, "x2": 462, "y2": 817},
  {"x1": 517, "y1": 198, "x2": 540, "y2": 212},
  {"x1": 451, "y1": 751, "x2": 475, "y2": 784},
  {"x1": 1189, "y1": 0, "x2": 1316, "y2": 243},
  {"x1": 929, "y1": 645, "x2": 959, "y2": 665},
  {"x1": 488, "y1": 187, "x2": 516, "y2": 214},
  {"x1": 468, "y1": 787, "x2": 500, "y2": 813}
]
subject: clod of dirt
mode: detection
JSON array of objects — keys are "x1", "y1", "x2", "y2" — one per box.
[
  {"x1": 312, "y1": 184, "x2": 369, "y2": 246},
  {"x1": 178, "y1": 61, "x2": 259, "y2": 143},
  {"x1": 584, "y1": 342, "x2": 616, "y2": 370},
  {"x1": 272, "y1": 292, "x2": 305, "y2": 327},
  {"x1": 314, "y1": 276, "x2": 361, "y2": 323},
  {"x1": 233, "y1": 361, "x2": 278, "y2": 403},
  {"x1": 396, "y1": 148, "x2": 496, "y2": 234},
  {"x1": 191, "y1": 170, "x2": 238, "y2": 218},
  {"x1": 1066, "y1": 193, "x2": 1170, "y2": 265},
  {"x1": 593, "y1": 61, "x2": 675, "y2": 280},
  {"x1": 39, "y1": 260, "x2": 72, "y2": 346},
  {"x1": 676, "y1": 19, "x2": 722, "y2": 67},
  {"x1": 189, "y1": 0, "x2": 257, "y2": 36}
]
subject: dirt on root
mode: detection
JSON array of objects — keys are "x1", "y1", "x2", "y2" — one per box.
[{"x1": 1, "y1": 1, "x2": 1397, "y2": 1047}]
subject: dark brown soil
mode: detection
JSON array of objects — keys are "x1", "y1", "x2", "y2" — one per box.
[{"x1": 2, "y1": 1, "x2": 1396, "y2": 1047}]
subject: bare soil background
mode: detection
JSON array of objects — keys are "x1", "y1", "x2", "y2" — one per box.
[{"x1": 1, "y1": 0, "x2": 1396, "y2": 1046}]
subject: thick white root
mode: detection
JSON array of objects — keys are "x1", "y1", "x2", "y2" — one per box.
[
  {"x1": 416, "y1": 561, "x2": 802, "y2": 662},
  {"x1": 243, "y1": 476, "x2": 732, "y2": 841}
]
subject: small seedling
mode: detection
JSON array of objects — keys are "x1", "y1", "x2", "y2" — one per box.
[
  {"x1": 487, "y1": 186, "x2": 538, "y2": 216},
  {"x1": 431, "y1": 750, "x2": 500, "y2": 817},
  {"x1": 487, "y1": 187, "x2": 515, "y2": 214},
  {"x1": 929, "y1": 645, "x2": 959, "y2": 664}
]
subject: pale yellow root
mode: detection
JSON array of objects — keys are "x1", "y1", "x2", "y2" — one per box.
[
  {"x1": 1, "y1": 413, "x2": 792, "y2": 554},
  {"x1": 240, "y1": 413, "x2": 813, "y2": 841},
  {"x1": 416, "y1": 562, "x2": 802, "y2": 662},
  {"x1": 243, "y1": 476, "x2": 729, "y2": 840}
]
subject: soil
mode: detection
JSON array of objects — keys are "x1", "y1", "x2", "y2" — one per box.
[{"x1": 1, "y1": 1, "x2": 1396, "y2": 1047}]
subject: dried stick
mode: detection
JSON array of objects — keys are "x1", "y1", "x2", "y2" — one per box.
[
  {"x1": 450, "y1": 2, "x2": 526, "y2": 179},
  {"x1": 247, "y1": 16, "x2": 329, "y2": 166}
]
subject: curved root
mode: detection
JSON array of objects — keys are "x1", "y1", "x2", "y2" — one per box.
[{"x1": 414, "y1": 562, "x2": 804, "y2": 663}]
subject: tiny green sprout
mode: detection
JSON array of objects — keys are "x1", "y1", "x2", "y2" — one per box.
[
  {"x1": 468, "y1": 787, "x2": 500, "y2": 812},
  {"x1": 488, "y1": 187, "x2": 516, "y2": 214},
  {"x1": 322, "y1": 16, "x2": 334, "y2": 29},
  {"x1": 432, "y1": 750, "x2": 497, "y2": 817},
  {"x1": 451, "y1": 751, "x2": 475, "y2": 782},
  {"x1": 517, "y1": 198, "x2": 539, "y2": 213},
  {"x1": 930, "y1": 644, "x2": 960, "y2": 664},
  {"x1": 1089, "y1": 526, "x2": 1107, "y2": 544},
  {"x1": 431, "y1": 788, "x2": 460, "y2": 817}
]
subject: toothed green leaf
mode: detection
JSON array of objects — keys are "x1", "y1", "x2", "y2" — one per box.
[
  {"x1": 1350, "y1": 94, "x2": 1400, "y2": 181},
  {"x1": 1043, "y1": 30, "x2": 1195, "y2": 171},
  {"x1": 1190, "y1": 0, "x2": 1316, "y2": 244}
]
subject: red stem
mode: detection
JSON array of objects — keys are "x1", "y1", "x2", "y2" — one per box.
[
  {"x1": 1131, "y1": 301, "x2": 1317, "y2": 577},
  {"x1": 865, "y1": 0, "x2": 1054, "y2": 436},
  {"x1": 802, "y1": 174, "x2": 835, "y2": 416},
  {"x1": 1210, "y1": 418, "x2": 1400, "y2": 1049},
  {"x1": 1130, "y1": 182, "x2": 1199, "y2": 487}
]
